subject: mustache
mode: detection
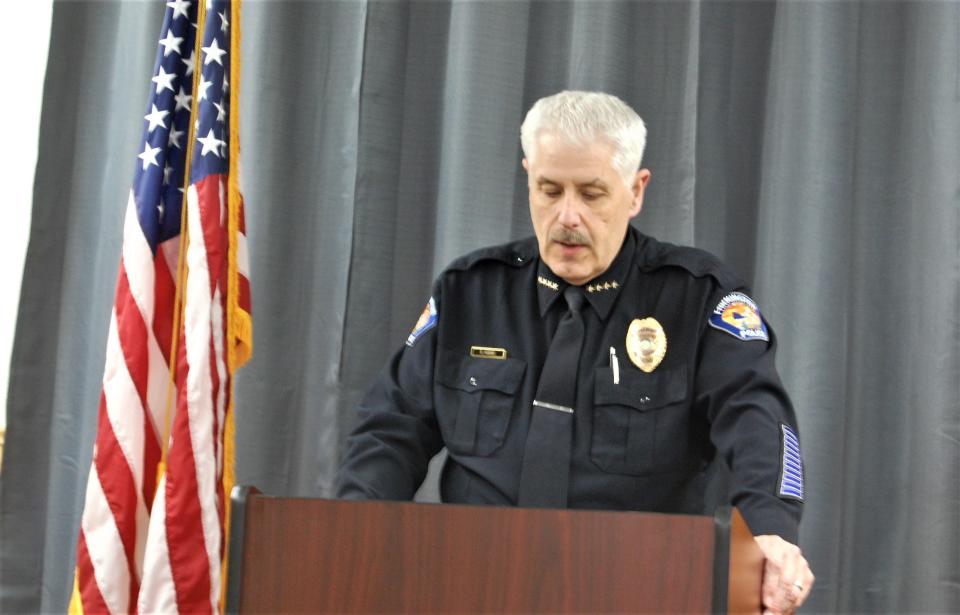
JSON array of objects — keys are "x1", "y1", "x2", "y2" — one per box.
[{"x1": 550, "y1": 228, "x2": 592, "y2": 246}]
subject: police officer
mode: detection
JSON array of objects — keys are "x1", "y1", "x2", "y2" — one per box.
[{"x1": 337, "y1": 91, "x2": 814, "y2": 614}]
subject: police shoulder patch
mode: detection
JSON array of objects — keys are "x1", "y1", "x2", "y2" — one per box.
[
  {"x1": 708, "y1": 292, "x2": 769, "y2": 342},
  {"x1": 406, "y1": 297, "x2": 438, "y2": 347}
]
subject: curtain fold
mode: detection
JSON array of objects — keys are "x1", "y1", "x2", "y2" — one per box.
[{"x1": 2, "y1": 1, "x2": 957, "y2": 612}]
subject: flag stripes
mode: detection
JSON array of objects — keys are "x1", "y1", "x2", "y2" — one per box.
[{"x1": 72, "y1": 1, "x2": 250, "y2": 613}]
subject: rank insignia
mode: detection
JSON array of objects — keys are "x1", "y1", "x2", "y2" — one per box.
[
  {"x1": 708, "y1": 292, "x2": 769, "y2": 342},
  {"x1": 406, "y1": 297, "x2": 437, "y2": 347},
  {"x1": 777, "y1": 424, "x2": 804, "y2": 501},
  {"x1": 537, "y1": 275, "x2": 559, "y2": 291},
  {"x1": 626, "y1": 317, "x2": 667, "y2": 373}
]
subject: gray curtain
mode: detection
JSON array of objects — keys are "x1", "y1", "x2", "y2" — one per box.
[{"x1": 2, "y1": 1, "x2": 958, "y2": 613}]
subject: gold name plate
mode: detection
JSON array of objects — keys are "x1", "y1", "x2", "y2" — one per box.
[{"x1": 470, "y1": 346, "x2": 507, "y2": 360}]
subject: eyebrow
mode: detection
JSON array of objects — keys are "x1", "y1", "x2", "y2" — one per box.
[
  {"x1": 581, "y1": 178, "x2": 610, "y2": 190},
  {"x1": 535, "y1": 176, "x2": 610, "y2": 190}
]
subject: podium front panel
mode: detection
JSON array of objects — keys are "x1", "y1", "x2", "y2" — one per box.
[{"x1": 232, "y1": 496, "x2": 721, "y2": 613}]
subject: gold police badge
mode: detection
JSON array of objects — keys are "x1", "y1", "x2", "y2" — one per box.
[{"x1": 626, "y1": 317, "x2": 667, "y2": 373}]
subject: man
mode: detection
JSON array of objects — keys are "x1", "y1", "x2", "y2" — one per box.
[{"x1": 337, "y1": 91, "x2": 814, "y2": 614}]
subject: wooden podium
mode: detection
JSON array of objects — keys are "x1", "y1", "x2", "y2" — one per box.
[{"x1": 225, "y1": 486, "x2": 763, "y2": 613}]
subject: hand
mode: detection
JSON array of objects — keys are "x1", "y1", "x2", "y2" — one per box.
[{"x1": 754, "y1": 535, "x2": 814, "y2": 614}]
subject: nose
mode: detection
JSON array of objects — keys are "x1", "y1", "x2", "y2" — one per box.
[{"x1": 557, "y1": 193, "x2": 583, "y2": 227}]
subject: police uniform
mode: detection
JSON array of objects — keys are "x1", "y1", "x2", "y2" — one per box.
[{"x1": 336, "y1": 226, "x2": 804, "y2": 542}]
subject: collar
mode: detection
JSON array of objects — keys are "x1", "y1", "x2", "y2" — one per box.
[{"x1": 536, "y1": 228, "x2": 636, "y2": 320}]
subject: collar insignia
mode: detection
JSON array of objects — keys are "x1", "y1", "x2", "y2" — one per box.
[
  {"x1": 537, "y1": 275, "x2": 559, "y2": 291},
  {"x1": 587, "y1": 280, "x2": 619, "y2": 293}
]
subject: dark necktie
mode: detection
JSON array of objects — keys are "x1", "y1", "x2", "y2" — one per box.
[{"x1": 517, "y1": 286, "x2": 585, "y2": 507}]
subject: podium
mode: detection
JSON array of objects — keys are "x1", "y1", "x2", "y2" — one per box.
[{"x1": 226, "y1": 486, "x2": 763, "y2": 613}]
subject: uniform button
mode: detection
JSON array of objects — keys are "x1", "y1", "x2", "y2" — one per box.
[
  {"x1": 469, "y1": 377, "x2": 478, "y2": 387},
  {"x1": 516, "y1": 255, "x2": 524, "y2": 263},
  {"x1": 640, "y1": 396, "x2": 651, "y2": 403}
]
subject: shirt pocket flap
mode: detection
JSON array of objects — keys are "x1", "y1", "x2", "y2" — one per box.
[
  {"x1": 593, "y1": 365, "x2": 687, "y2": 410},
  {"x1": 437, "y1": 350, "x2": 527, "y2": 394}
]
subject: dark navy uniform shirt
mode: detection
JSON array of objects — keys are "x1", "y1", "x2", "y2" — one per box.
[{"x1": 336, "y1": 227, "x2": 804, "y2": 542}]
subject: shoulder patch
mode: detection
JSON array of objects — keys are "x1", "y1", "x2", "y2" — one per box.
[
  {"x1": 708, "y1": 292, "x2": 769, "y2": 342},
  {"x1": 406, "y1": 297, "x2": 438, "y2": 347},
  {"x1": 777, "y1": 424, "x2": 804, "y2": 501}
]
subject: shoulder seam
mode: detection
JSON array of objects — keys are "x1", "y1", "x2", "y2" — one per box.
[{"x1": 445, "y1": 236, "x2": 538, "y2": 273}]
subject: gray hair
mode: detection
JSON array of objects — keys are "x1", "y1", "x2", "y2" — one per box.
[{"x1": 520, "y1": 91, "x2": 647, "y2": 184}]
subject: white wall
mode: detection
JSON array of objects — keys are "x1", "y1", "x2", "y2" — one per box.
[{"x1": 1, "y1": 1, "x2": 54, "y2": 429}]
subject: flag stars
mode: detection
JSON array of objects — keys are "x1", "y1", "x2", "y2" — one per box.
[
  {"x1": 202, "y1": 38, "x2": 227, "y2": 66},
  {"x1": 174, "y1": 86, "x2": 192, "y2": 112},
  {"x1": 213, "y1": 100, "x2": 226, "y2": 123},
  {"x1": 152, "y1": 66, "x2": 176, "y2": 94},
  {"x1": 219, "y1": 11, "x2": 229, "y2": 33},
  {"x1": 222, "y1": 72, "x2": 229, "y2": 93},
  {"x1": 159, "y1": 29, "x2": 183, "y2": 56},
  {"x1": 144, "y1": 104, "x2": 169, "y2": 132},
  {"x1": 182, "y1": 50, "x2": 196, "y2": 76},
  {"x1": 197, "y1": 76, "x2": 212, "y2": 101},
  {"x1": 166, "y1": 0, "x2": 191, "y2": 20},
  {"x1": 138, "y1": 142, "x2": 162, "y2": 170},
  {"x1": 168, "y1": 127, "x2": 184, "y2": 149},
  {"x1": 163, "y1": 164, "x2": 174, "y2": 186},
  {"x1": 197, "y1": 128, "x2": 224, "y2": 157}
]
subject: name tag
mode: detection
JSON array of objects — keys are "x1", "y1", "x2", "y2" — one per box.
[{"x1": 470, "y1": 346, "x2": 507, "y2": 360}]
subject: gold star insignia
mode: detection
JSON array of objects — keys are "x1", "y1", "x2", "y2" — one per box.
[{"x1": 537, "y1": 275, "x2": 559, "y2": 291}]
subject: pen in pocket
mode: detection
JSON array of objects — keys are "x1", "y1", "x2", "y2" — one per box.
[{"x1": 610, "y1": 346, "x2": 620, "y2": 384}]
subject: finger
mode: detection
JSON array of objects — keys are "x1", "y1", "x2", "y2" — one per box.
[
  {"x1": 762, "y1": 557, "x2": 784, "y2": 611},
  {"x1": 780, "y1": 557, "x2": 813, "y2": 612},
  {"x1": 776, "y1": 550, "x2": 801, "y2": 611},
  {"x1": 794, "y1": 567, "x2": 815, "y2": 608}
]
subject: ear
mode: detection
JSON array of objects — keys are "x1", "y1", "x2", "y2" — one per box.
[
  {"x1": 522, "y1": 158, "x2": 530, "y2": 172},
  {"x1": 627, "y1": 168, "x2": 651, "y2": 219}
]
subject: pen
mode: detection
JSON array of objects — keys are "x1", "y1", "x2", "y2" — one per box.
[{"x1": 610, "y1": 346, "x2": 620, "y2": 384}]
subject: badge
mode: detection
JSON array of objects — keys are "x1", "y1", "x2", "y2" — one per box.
[
  {"x1": 406, "y1": 297, "x2": 437, "y2": 347},
  {"x1": 708, "y1": 292, "x2": 769, "y2": 342},
  {"x1": 470, "y1": 346, "x2": 507, "y2": 359},
  {"x1": 626, "y1": 317, "x2": 666, "y2": 373}
]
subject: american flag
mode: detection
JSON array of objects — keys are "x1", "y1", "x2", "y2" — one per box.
[{"x1": 71, "y1": 0, "x2": 252, "y2": 613}]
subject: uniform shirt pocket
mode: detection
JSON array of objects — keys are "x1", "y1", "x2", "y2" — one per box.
[
  {"x1": 435, "y1": 350, "x2": 527, "y2": 457},
  {"x1": 591, "y1": 365, "x2": 689, "y2": 476}
]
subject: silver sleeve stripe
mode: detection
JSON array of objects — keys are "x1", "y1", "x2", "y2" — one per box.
[{"x1": 778, "y1": 424, "x2": 804, "y2": 501}]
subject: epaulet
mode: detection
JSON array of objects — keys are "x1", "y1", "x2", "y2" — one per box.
[
  {"x1": 637, "y1": 234, "x2": 744, "y2": 289},
  {"x1": 445, "y1": 236, "x2": 538, "y2": 272}
]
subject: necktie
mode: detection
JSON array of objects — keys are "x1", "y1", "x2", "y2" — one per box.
[{"x1": 517, "y1": 286, "x2": 585, "y2": 507}]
